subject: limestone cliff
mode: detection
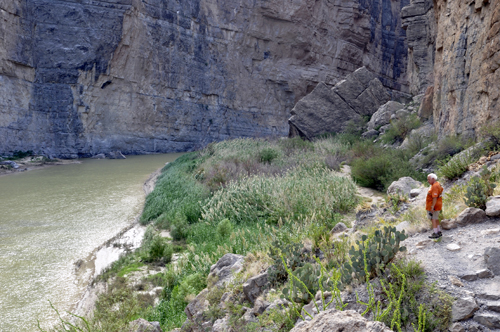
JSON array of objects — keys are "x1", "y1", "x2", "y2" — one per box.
[
  {"x1": 0, "y1": 0, "x2": 410, "y2": 157},
  {"x1": 403, "y1": 0, "x2": 500, "y2": 138}
]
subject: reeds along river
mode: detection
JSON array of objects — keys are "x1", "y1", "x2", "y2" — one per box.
[{"x1": 0, "y1": 154, "x2": 183, "y2": 332}]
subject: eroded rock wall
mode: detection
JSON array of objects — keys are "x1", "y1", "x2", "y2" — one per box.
[
  {"x1": 403, "y1": 0, "x2": 500, "y2": 138},
  {"x1": 0, "y1": 0, "x2": 410, "y2": 157}
]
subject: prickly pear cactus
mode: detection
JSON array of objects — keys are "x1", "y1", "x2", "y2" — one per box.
[
  {"x1": 341, "y1": 226, "x2": 407, "y2": 284},
  {"x1": 282, "y1": 263, "x2": 320, "y2": 303}
]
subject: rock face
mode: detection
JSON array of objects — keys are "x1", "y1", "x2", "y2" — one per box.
[
  {"x1": 290, "y1": 309, "x2": 393, "y2": 332},
  {"x1": 403, "y1": 0, "x2": 500, "y2": 139},
  {"x1": 288, "y1": 67, "x2": 391, "y2": 139},
  {"x1": 0, "y1": 0, "x2": 410, "y2": 157}
]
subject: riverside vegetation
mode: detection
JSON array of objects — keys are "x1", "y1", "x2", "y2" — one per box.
[{"x1": 42, "y1": 118, "x2": 500, "y2": 332}]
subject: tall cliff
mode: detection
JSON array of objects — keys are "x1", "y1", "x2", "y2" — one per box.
[
  {"x1": 0, "y1": 0, "x2": 410, "y2": 157},
  {"x1": 403, "y1": 0, "x2": 500, "y2": 138}
]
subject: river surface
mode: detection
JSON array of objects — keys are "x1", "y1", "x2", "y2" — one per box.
[{"x1": 0, "y1": 154, "x2": 183, "y2": 332}]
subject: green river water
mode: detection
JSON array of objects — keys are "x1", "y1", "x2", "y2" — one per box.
[{"x1": 0, "y1": 154, "x2": 183, "y2": 332}]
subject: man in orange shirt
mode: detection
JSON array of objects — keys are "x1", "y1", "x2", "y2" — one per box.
[{"x1": 426, "y1": 173, "x2": 444, "y2": 238}]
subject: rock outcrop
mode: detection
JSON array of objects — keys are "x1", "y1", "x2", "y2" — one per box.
[
  {"x1": 0, "y1": 0, "x2": 410, "y2": 157},
  {"x1": 402, "y1": 0, "x2": 500, "y2": 139},
  {"x1": 288, "y1": 67, "x2": 391, "y2": 139}
]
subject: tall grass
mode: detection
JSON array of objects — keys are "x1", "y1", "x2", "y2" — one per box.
[{"x1": 202, "y1": 166, "x2": 358, "y2": 225}]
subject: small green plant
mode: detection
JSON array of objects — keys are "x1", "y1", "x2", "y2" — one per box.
[
  {"x1": 170, "y1": 212, "x2": 190, "y2": 241},
  {"x1": 386, "y1": 191, "x2": 408, "y2": 215},
  {"x1": 258, "y1": 148, "x2": 279, "y2": 163},
  {"x1": 381, "y1": 113, "x2": 421, "y2": 144},
  {"x1": 464, "y1": 176, "x2": 488, "y2": 209},
  {"x1": 217, "y1": 218, "x2": 233, "y2": 238}
]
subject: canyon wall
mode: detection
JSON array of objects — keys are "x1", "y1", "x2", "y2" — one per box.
[
  {"x1": 0, "y1": 0, "x2": 410, "y2": 157},
  {"x1": 403, "y1": 0, "x2": 500, "y2": 138}
]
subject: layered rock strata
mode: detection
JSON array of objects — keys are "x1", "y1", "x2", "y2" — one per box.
[{"x1": 0, "y1": 0, "x2": 410, "y2": 157}]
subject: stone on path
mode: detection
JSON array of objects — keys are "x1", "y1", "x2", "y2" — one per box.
[
  {"x1": 477, "y1": 269, "x2": 494, "y2": 279},
  {"x1": 449, "y1": 275, "x2": 464, "y2": 287},
  {"x1": 447, "y1": 243, "x2": 461, "y2": 251},
  {"x1": 452, "y1": 297, "x2": 479, "y2": 321},
  {"x1": 459, "y1": 271, "x2": 478, "y2": 282},
  {"x1": 484, "y1": 301, "x2": 500, "y2": 313},
  {"x1": 485, "y1": 196, "x2": 500, "y2": 217},
  {"x1": 485, "y1": 247, "x2": 500, "y2": 276},
  {"x1": 481, "y1": 228, "x2": 500, "y2": 236},
  {"x1": 455, "y1": 208, "x2": 487, "y2": 227},
  {"x1": 476, "y1": 277, "x2": 500, "y2": 300}
]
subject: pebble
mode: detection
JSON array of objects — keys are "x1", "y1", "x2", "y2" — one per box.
[{"x1": 447, "y1": 243, "x2": 462, "y2": 251}]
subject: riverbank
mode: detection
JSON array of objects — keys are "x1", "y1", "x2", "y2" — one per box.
[
  {"x1": 73, "y1": 165, "x2": 165, "y2": 318},
  {"x1": 0, "y1": 155, "x2": 80, "y2": 177}
]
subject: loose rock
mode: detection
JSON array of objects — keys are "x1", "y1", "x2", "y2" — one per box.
[
  {"x1": 452, "y1": 297, "x2": 479, "y2": 321},
  {"x1": 243, "y1": 271, "x2": 269, "y2": 303},
  {"x1": 473, "y1": 312, "x2": 500, "y2": 329},
  {"x1": 485, "y1": 196, "x2": 500, "y2": 217},
  {"x1": 449, "y1": 322, "x2": 465, "y2": 332},
  {"x1": 128, "y1": 318, "x2": 162, "y2": 332},
  {"x1": 387, "y1": 177, "x2": 422, "y2": 197},
  {"x1": 447, "y1": 244, "x2": 461, "y2": 251},
  {"x1": 484, "y1": 247, "x2": 500, "y2": 276}
]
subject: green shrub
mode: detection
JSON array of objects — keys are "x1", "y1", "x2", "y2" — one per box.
[
  {"x1": 217, "y1": 218, "x2": 233, "y2": 238},
  {"x1": 464, "y1": 166, "x2": 496, "y2": 209},
  {"x1": 170, "y1": 212, "x2": 189, "y2": 241},
  {"x1": 258, "y1": 147, "x2": 279, "y2": 163},
  {"x1": 381, "y1": 113, "x2": 421, "y2": 144},
  {"x1": 268, "y1": 241, "x2": 306, "y2": 286},
  {"x1": 437, "y1": 150, "x2": 473, "y2": 180},
  {"x1": 350, "y1": 150, "x2": 425, "y2": 191}
]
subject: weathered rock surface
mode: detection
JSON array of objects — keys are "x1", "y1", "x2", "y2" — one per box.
[
  {"x1": 473, "y1": 312, "x2": 500, "y2": 329},
  {"x1": 485, "y1": 196, "x2": 500, "y2": 217},
  {"x1": 452, "y1": 297, "x2": 479, "y2": 321},
  {"x1": 288, "y1": 67, "x2": 391, "y2": 140},
  {"x1": 0, "y1": 0, "x2": 410, "y2": 157},
  {"x1": 449, "y1": 322, "x2": 465, "y2": 332},
  {"x1": 366, "y1": 101, "x2": 403, "y2": 131},
  {"x1": 484, "y1": 247, "x2": 500, "y2": 276},
  {"x1": 242, "y1": 271, "x2": 268, "y2": 303},
  {"x1": 387, "y1": 177, "x2": 422, "y2": 197},
  {"x1": 290, "y1": 309, "x2": 393, "y2": 332},
  {"x1": 208, "y1": 253, "x2": 244, "y2": 286}
]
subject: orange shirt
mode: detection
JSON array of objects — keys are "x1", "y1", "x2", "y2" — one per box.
[{"x1": 426, "y1": 181, "x2": 443, "y2": 211}]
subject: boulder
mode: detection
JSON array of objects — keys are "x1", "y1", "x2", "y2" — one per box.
[
  {"x1": 451, "y1": 297, "x2": 479, "y2": 321},
  {"x1": 361, "y1": 129, "x2": 379, "y2": 139},
  {"x1": 128, "y1": 318, "x2": 162, "y2": 332},
  {"x1": 484, "y1": 301, "x2": 500, "y2": 313},
  {"x1": 0, "y1": 160, "x2": 20, "y2": 169},
  {"x1": 367, "y1": 101, "x2": 403, "y2": 130},
  {"x1": 331, "y1": 222, "x2": 348, "y2": 234},
  {"x1": 455, "y1": 208, "x2": 487, "y2": 227},
  {"x1": 212, "y1": 318, "x2": 228, "y2": 332},
  {"x1": 485, "y1": 196, "x2": 500, "y2": 217},
  {"x1": 290, "y1": 309, "x2": 392, "y2": 332},
  {"x1": 387, "y1": 177, "x2": 422, "y2": 197},
  {"x1": 441, "y1": 219, "x2": 458, "y2": 230},
  {"x1": 91, "y1": 153, "x2": 106, "y2": 159},
  {"x1": 477, "y1": 269, "x2": 494, "y2": 279},
  {"x1": 289, "y1": 67, "x2": 391, "y2": 140},
  {"x1": 473, "y1": 312, "x2": 500, "y2": 329},
  {"x1": 485, "y1": 247, "x2": 500, "y2": 276},
  {"x1": 208, "y1": 254, "x2": 244, "y2": 286},
  {"x1": 243, "y1": 271, "x2": 269, "y2": 303},
  {"x1": 107, "y1": 151, "x2": 126, "y2": 159}
]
